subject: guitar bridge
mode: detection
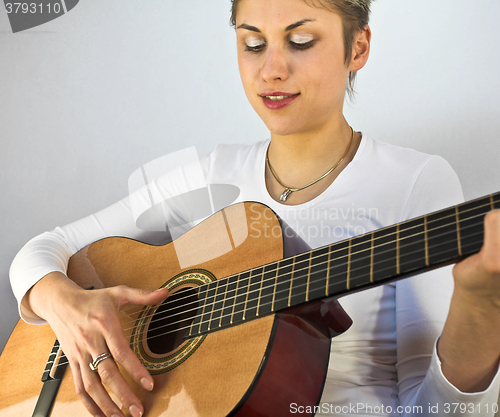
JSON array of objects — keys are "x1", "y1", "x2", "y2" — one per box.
[{"x1": 33, "y1": 339, "x2": 69, "y2": 417}]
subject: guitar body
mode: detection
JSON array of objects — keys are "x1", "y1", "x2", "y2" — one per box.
[{"x1": 0, "y1": 202, "x2": 352, "y2": 417}]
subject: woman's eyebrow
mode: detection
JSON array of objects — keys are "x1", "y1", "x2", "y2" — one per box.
[
  {"x1": 236, "y1": 23, "x2": 261, "y2": 33},
  {"x1": 285, "y1": 19, "x2": 315, "y2": 31},
  {"x1": 236, "y1": 19, "x2": 316, "y2": 33}
]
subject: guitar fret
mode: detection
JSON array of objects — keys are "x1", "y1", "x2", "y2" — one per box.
[
  {"x1": 306, "y1": 252, "x2": 312, "y2": 302},
  {"x1": 308, "y1": 246, "x2": 329, "y2": 301},
  {"x1": 242, "y1": 270, "x2": 253, "y2": 321},
  {"x1": 493, "y1": 192, "x2": 500, "y2": 209},
  {"x1": 221, "y1": 274, "x2": 238, "y2": 327},
  {"x1": 396, "y1": 224, "x2": 400, "y2": 275},
  {"x1": 274, "y1": 257, "x2": 293, "y2": 311},
  {"x1": 271, "y1": 260, "x2": 279, "y2": 311},
  {"x1": 349, "y1": 233, "x2": 372, "y2": 289},
  {"x1": 458, "y1": 196, "x2": 490, "y2": 256},
  {"x1": 229, "y1": 273, "x2": 241, "y2": 325},
  {"x1": 372, "y1": 225, "x2": 398, "y2": 284},
  {"x1": 325, "y1": 247, "x2": 331, "y2": 297},
  {"x1": 195, "y1": 284, "x2": 210, "y2": 335},
  {"x1": 244, "y1": 267, "x2": 263, "y2": 320},
  {"x1": 259, "y1": 264, "x2": 277, "y2": 316},
  {"x1": 287, "y1": 256, "x2": 296, "y2": 307},
  {"x1": 398, "y1": 217, "x2": 426, "y2": 275},
  {"x1": 289, "y1": 253, "x2": 310, "y2": 306},
  {"x1": 424, "y1": 216, "x2": 429, "y2": 266},
  {"x1": 219, "y1": 280, "x2": 229, "y2": 328},
  {"x1": 347, "y1": 239, "x2": 352, "y2": 290},
  {"x1": 427, "y1": 208, "x2": 459, "y2": 264},
  {"x1": 215, "y1": 278, "x2": 229, "y2": 329},
  {"x1": 455, "y1": 206, "x2": 462, "y2": 256},
  {"x1": 256, "y1": 267, "x2": 264, "y2": 316},
  {"x1": 207, "y1": 280, "x2": 220, "y2": 331},
  {"x1": 370, "y1": 232, "x2": 374, "y2": 283},
  {"x1": 327, "y1": 240, "x2": 350, "y2": 297},
  {"x1": 232, "y1": 271, "x2": 250, "y2": 324}
]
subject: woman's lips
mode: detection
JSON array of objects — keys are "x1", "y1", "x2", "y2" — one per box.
[{"x1": 260, "y1": 92, "x2": 300, "y2": 110}]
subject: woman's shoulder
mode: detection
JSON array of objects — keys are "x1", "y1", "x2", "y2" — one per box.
[
  {"x1": 367, "y1": 135, "x2": 443, "y2": 166},
  {"x1": 361, "y1": 134, "x2": 457, "y2": 182},
  {"x1": 357, "y1": 135, "x2": 463, "y2": 217},
  {"x1": 202, "y1": 139, "x2": 269, "y2": 177},
  {"x1": 210, "y1": 139, "x2": 269, "y2": 160}
]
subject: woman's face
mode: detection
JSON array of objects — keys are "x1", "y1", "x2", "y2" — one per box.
[{"x1": 235, "y1": 0, "x2": 366, "y2": 137}]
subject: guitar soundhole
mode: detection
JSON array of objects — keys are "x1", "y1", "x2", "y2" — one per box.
[{"x1": 146, "y1": 287, "x2": 199, "y2": 355}]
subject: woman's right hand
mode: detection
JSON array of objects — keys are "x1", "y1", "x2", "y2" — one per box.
[{"x1": 26, "y1": 271, "x2": 169, "y2": 417}]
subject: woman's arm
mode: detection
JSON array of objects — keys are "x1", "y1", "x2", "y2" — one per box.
[
  {"x1": 395, "y1": 156, "x2": 500, "y2": 416},
  {"x1": 9, "y1": 157, "x2": 211, "y2": 416},
  {"x1": 438, "y1": 209, "x2": 500, "y2": 392}
]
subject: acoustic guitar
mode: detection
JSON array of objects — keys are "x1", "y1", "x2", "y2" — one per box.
[{"x1": 1, "y1": 194, "x2": 499, "y2": 417}]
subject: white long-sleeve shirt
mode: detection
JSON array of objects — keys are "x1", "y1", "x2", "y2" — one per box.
[{"x1": 10, "y1": 135, "x2": 500, "y2": 416}]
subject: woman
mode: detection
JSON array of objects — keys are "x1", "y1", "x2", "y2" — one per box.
[{"x1": 9, "y1": 0, "x2": 500, "y2": 416}]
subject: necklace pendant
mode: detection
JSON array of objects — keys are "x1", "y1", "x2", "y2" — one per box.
[{"x1": 280, "y1": 188, "x2": 292, "y2": 202}]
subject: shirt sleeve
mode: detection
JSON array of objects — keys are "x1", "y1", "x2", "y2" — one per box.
[{"x1": 395, "y1": 155, "x2": 500, "y2": 416}]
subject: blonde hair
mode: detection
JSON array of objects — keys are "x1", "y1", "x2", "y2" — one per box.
[{"x1": 230, "y1": 0, "x2": 372, "y2": 99}]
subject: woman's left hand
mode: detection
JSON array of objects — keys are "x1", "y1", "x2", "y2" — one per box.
[
  {"x1": 452, "y1": 209, "x2": 500, "y2": 307},
  {"x1": 438, "y1": 209, "x2": 500, "y2": 392}
]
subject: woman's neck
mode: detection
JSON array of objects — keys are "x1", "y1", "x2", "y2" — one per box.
[{"x1": 265, "y1": 118, "x2": 361, "y2": 205}]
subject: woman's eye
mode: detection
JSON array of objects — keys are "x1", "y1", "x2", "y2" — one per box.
[
  {"x1": 245, "y1": 37, "x2": 266, "y2": 52},
  {"x1": 290, "y1": 34, "x2": 315, "y2": 50},
  {"x1": 290, "y1": 39, "x2": 314, "y2": 50}
]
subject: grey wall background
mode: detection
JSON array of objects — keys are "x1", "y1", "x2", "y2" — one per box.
[{"x1": 1, "y1": 0, "x2": 499, "y2": 353}]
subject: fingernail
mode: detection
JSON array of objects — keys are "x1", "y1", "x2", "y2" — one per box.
[
  {"x1": 141, "y1": 377, "x2": 154, "y2": 391},
  {"x1": 129, "y1": 404, "x2": 143, "y2": 417}
]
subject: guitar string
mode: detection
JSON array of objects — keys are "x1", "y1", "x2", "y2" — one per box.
[
  {"x1": 115, "y1": 208, "x2": 488, "y2": 334},
  {"x1": 115, "y1": 199, "x2": 493, "y2": 324},
  {"x1": 129, "y1": 233, "x2": 485, "y2": 340},
  {"x1": 115, "y1": 207, "x2": 489, "y2": 331},
  {"x1": 45, "y1": 233, "x2": 485, "y2": 372}
]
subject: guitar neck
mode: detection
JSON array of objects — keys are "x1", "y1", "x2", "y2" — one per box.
[{"x1": 188, "y1": 192, "x2": 500, "y2": 337}]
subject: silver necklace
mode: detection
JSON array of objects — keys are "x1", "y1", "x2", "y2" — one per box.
[{"x1": 266, "y1": 126, "x2": 354, "y2": 202}]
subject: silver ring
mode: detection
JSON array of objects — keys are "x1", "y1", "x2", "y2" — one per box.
[{"x1": 89, "y1": 353, "x2": 113, "y2": 372}]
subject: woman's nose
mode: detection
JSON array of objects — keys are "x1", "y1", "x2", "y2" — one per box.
[{"x1": 261, "y1": 46, "x2": 289, "y2": 83}]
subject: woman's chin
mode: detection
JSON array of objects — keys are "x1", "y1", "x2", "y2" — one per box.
[{"x1": 263, "y1": 119, "x2": 306, "y2": 138}]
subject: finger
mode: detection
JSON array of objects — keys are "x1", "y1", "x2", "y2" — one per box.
[
  {"x1": 481, "y1": 210, "x2": 500, "y2": 269},
  {"x1": 104, "y1": 315, "x2": 155, "y2": 392},
  {"x1": 82, "y1": 351, "x2": 127, "y2": 417},
  {"x1": 111, "y1": 286, "x2": 169, "y2": 309},
  {"x1": 72, "y1": 362, "x2": 104, "y2": 417},
  {"x1": 93, "y1": 354, "x2": 145, "y2": 417},
  {"x1": 453, "y1": 210, "x2": 500, "y2": 298}
]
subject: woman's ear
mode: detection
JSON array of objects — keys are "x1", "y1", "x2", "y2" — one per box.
[{"x1": 349, "y1": 25, "x2": 371, "y2": 72}]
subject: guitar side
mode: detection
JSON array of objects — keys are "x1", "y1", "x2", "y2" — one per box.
[{"x1": 0, "y1": 202, "x2": 346, "y2": 417}]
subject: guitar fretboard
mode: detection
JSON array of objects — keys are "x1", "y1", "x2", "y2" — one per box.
[{"x1": 187, "y1": 192, "x2": 500, "y2": 338}]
